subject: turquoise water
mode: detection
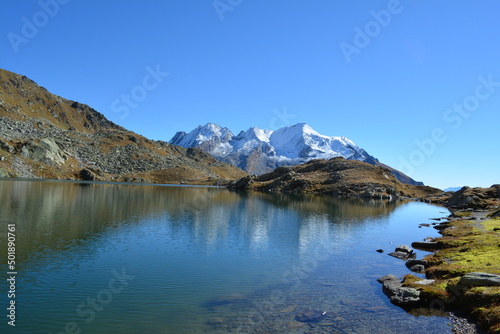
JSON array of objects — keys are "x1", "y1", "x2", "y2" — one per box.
[{"x1": 0, "y1": 179, "x2": 453, "y2": 333}]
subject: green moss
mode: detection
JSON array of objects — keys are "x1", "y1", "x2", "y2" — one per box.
[
  {"x1": 473, "y1": 306, "x2": 500, "y2": 333},
  {"x1": 483, "y1": 218, "x2": 500, "y2": 231},
  {"x1": 420, "y1": 217, "x2": 500, "y2": 332},
  {"x1": 452, "y1": 210, "x2": 474, "y2": 217},
  {"x1": 425, "y1": 219, "x2": 500, "y2": 277},
  {"x1": 402, "y1": 275, "x2": 451, "y2": 302}
]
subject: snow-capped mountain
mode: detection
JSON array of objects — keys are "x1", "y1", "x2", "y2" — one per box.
[
  {"x1": 169, "y1": 123, "x2": 234, "y2": 157},
  {"x1": 268, "y1": 123, "x2": 377, "y2": 164},
  {"x1": 169, "y1": 123, "x2": 422, "y2": 185}
]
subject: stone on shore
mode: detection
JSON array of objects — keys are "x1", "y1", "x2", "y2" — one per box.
[
  {"x1": 459, "y1": 272, "x2": 500, "y2": 287},
  {"x1": 408, "y1": 264, "x2": 425, "y2": 273},
  {"x1": 433, "y1": 224, "x2": 450, "y2": 231},
  {"x1": 405, "y1": 259, "x2": 427, "y2": 273},
  {"x1": 411, "y1": 241, "x2": 442, "y2": 250}
]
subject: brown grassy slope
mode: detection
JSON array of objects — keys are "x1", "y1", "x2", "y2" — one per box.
[
  {"x1": 447, "y1": 185, "x2": 500, "y2": 209},
  {"x1": 229, "y1": 157, "x2": 442, "y2": 199},
  {"x1": 0, "y1": 68, "x2": 246, "y2": 184},
  {"x1": 423, "y1": 185, "x2": 500, "y2": 210},
  {"x1": 0, "y1": 70, "x2": 123, "y2": 132}
]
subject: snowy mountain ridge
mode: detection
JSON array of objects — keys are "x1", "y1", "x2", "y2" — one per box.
[{"x1": 169, "y1": 123, "x2": 422, "y2": 185}]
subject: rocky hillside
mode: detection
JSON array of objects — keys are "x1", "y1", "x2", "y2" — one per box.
[
  {"x1": 0, "y1": 68, "x2": 246, "y2": 184},
  {"x1": 228, "y1": 157, "x2": 441, "y2": 200}
]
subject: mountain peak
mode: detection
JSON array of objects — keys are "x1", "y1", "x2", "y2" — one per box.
[
  {"x1": 273, "y1": 123, "x2": 321, "y2": 138},
  {"x1": 169, "y1": 123, "x2": 234, "y2": 157},
  {"x1": 195, "y1": 123, "x2": 231, "y2": 137},
  {"x1": 200, "y1": 122, "x2": 222, "y2": 131},
  {"x1": 167, "y1": 122, "x2": 423, "y2": 185},
  {"x1": 241, "y1": 126, "x2": 272, "y2": 142},
  {"x1": 169, "y1": 122, "x2": 374, "y2": 174}
]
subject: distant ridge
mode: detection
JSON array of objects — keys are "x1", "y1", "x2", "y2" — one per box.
[{"x1": 170, "y1": 123, "x2": 424, "y2": 186}]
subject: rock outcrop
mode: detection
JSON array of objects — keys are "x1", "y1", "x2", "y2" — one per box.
[
  {"x1": 21, "y1": 138, "x2": 66, "y2": 165},
  {"x1": 228, "y1": 158, "x2": 442, "y2": 199},
  {"x1": 377, "y1": 275, "x2": 421, "y2": 306},
  {"x1": 447, "y1": 185, "x2": 500, "y2": 210}
]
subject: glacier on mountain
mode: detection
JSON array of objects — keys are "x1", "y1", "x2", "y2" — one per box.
[{"x1": 169, "y1": 123, "x2": 379, "y2": 175}]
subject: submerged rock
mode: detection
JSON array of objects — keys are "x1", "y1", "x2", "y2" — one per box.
[
  {"x1": 203, "y1": 293, "x2": 248, "y2": 309},
  {"x1": 286, "y1": 320, "x2": 305, "y2": 329},
  {"x1": 295, "y1": 309, "x2": 327, "y2": 323}
]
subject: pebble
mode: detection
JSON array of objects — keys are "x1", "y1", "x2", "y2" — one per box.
[
  {"x1": 448, "y1": 313, "x2": 479, "y2": 334},
  {"x1": 280, "y1": 305, "x2": 296, "y2": 313}
]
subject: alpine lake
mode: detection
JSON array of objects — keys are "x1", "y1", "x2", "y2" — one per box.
[{"x1": 0, "y1": 179, "x2": 456, "y2": 333}]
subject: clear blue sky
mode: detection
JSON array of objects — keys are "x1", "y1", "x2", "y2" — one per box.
[{"x1": 1, "y1": 0, "x2": 499, "y2": 189}]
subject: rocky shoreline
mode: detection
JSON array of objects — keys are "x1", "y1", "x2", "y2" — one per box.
[{"x1": 376, "y1": 186, "x2": 500, "y2": 333}]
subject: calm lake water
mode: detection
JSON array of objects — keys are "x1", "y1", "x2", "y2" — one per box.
[{"x1": 0, "y1": 179, "x2": 454, "y2": 333}]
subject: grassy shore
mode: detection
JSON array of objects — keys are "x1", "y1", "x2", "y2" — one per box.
[{"x1": 403, "y1": 210, "x2": 500, "y2": 333}]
